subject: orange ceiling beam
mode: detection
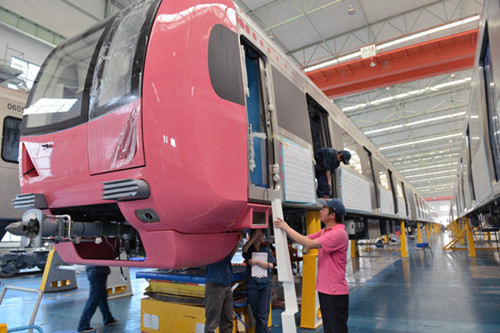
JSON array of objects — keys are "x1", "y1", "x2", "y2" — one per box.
[{"x1": 306, "y1": 29, "x2": 478, "y2": 98}]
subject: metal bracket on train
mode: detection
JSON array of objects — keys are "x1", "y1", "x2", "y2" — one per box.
[{"x1": 6, "y1": 209, "x2": 120, "y2": 244}]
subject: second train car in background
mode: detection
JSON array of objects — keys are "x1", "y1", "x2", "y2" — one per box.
[
  {"x1": 10, "y1": 0, "x2": 435, "y2": 269},
  {"x1": 452, "y1": 0, "x2": 500, "y2": 231}
]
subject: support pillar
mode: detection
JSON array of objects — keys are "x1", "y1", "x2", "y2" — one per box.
[
  {"x1": 417, "y1": 223, "x2": 422, "y2": 243},
  {"x1": 459, "y1": 220, "x2": 466, "y2": 245},
  {"x1": 350, "y1": 240, "x2": 358, "y2": 258},
  {"x1": 464, "y1": 217, "x2": 476, "y2": 258},
  {"x1": 300, "y1": 211, "x2": 322, "y2": 329},
  {"x1": 426, "y1": 224, "x2": 431, "y2": 241},
  {"x1": 400, "y1": 220, "x2": 408, "y2": 258}
]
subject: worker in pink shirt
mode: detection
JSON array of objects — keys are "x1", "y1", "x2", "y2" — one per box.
[{"x1": 274, "y1": 198, "x2": 349, "y2": 333}]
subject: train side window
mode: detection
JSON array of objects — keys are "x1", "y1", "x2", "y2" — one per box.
[
  {"x1": 307, "y1": 95, "x2": 331, "y2": 151},
  {"x1": 1, "y1": 116, "x2": 21, "y2": 163},
  {"x1": 340, "y1": 130, "x2": 362, "y2": 175},
  {"x1": 208, "y1": 25, "x2": 244, "y2": 106},
  {"x1": 414, "y1": 193, "x2": 421, "y2": 218},
  {"x1": 481, "y1": 29, "x2": 500, "y2": 180},
  {"x1": 241, "y1": 41, "x2": 273, "y2": 188},
  {"x1": 271, "y1": 67, "x2": 312, "y2": 144},
  {"x1": 379, "y1": 166, "x2": 390, "y2": 191}
]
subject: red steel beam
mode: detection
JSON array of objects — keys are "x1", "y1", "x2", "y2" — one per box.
[{"x1": 306, "y1": 29, "x2": 478, "y2": 98}]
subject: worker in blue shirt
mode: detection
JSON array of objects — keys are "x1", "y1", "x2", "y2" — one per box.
[
  {"x1": 204, "y1": 234, "x2": 242, "y2": 333},
  {"x1": 315, "y1": 148, "x2": 351, "y2": 197}
]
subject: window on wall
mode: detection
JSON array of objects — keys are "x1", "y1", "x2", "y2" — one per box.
[
  {"x1": 9, "y1": 57, "x2": 40, "y2": 89},
  {"x1": 378, "y1": 166, "x2": 389, "y2": 191},
  {"x1": 396, "y1": 182, "x2": 404, "y2": 198},
  {"x1": 340, "y1": 130, "x2": 362, "y2": 174},
  {"x1": 1, "y1": 117, "x2": 22, "y2": 163}
]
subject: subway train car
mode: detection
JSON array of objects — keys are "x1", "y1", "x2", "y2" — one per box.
[
  {"x1": 0, "y1": 85, "x2": 26, "y2": 240},
  {"x1": 10, "y1": 0, "x2": 434, "y2": 269},
  {"x1": 451, "y1": 0, "x2": 500, "y2": 230}
]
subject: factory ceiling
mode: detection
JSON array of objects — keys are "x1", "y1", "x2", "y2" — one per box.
[{"x1": 0, "y1": 0, "x2": 484, "y2": 199}]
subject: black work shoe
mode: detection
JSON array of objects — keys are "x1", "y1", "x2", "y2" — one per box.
[{"x1": 105, "y1": 318, "x2": 120, "y2": 327}]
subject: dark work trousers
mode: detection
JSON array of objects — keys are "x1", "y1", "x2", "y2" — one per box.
[
  {"x1": 247, "y1": 282, "x2": 272, "y2": 333},
  {"x1": 204, "y1": 282, "x2": 233, "y2": 333},
  {"x1": 77, "y1": 267, "x2": 115, "y2": 331},
  {"x1": 315, "y1": 165, "x2": 330, "y2": 197},
  {"x1": 318, "y1": 292, "x2": 349, "y2": 333}
]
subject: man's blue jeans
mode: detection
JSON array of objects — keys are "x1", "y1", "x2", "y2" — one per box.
[{"x1": 77, "y1": 267, "x2": 114, "y2": 331}]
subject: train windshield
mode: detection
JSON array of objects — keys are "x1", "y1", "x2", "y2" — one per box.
[
  {"x1": 22, "y1": 0, "x2": 159, "y2": 135},
  {"x1": 22, "y1": 26, "x2": 104, "y2": 134}
]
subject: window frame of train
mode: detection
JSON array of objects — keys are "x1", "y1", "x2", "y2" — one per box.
[
  {"x1": 307, "y1": 95, "x2": 331, "y2": 152},
  {"x1": 1, "y1": 116, "x2": 21, "y2": 163},
  {"x1": 401, "y1": 182, "x2": 409, "y2": 218},
  {"x1": 377, "y1": 162, "x2": 394, "y2": 215},
  {"x1": 388, "y1": 170, "x2": 399, "y2": 215},
  {"x1": 481, "y1": 26, "x2": 500, "y2": 181},
  {"x1": 240, "y1": 37, "x2": 277, "y2": 198},
  {"x1": 364, "y1": 147, "x2": 379, "y2": 210},
  {"x1": 465, "y1": 125, "x2": 476, "y2": 200},
  {"x1": 306, "y1": 95, "x2": 335, "y2": 197}
]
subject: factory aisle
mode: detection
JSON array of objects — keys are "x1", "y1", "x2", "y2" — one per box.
[
  {"x1": 271, "y1": 232, "x2": 500, "y2": 333},
  {"x1": 1, "y1": 232, "x2": 500, "y2": 332}
]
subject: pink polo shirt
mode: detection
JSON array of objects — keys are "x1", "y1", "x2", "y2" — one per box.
[{"x1": 308, "y1": 224, "x2": 349, "y2": 295}]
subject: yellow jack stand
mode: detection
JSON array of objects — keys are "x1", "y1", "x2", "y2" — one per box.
[
  {"x1": 40, "y1": 249, "x2": 78, "y2": 293},
  {"x1": 300, "y1": 211, "x2": 322, "y2": 329},
  {"x1": 400, "y1": 221, "x2": 408, "y2": 258}
]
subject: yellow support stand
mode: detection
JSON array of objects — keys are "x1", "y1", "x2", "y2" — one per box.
[
  {"x1": 400, "y1": 221, "x2": 408, "y2": 258},
  {"x1": 350, "y1": 240, "x2": 358, "y2": 258},
  {"x1": 426, "y1": 224, "x2": 430, "y2": 241},
  {"x1": 459, "y1": 221, "x2": 466, "y2": 245},
  {"x1": 464, "y1": 217, "x2": 476, "y2": 258},
  {"x1": 417, "y1": 223, "x2": 422, "y2": 243},
  {"x1": 40, "y1": 249, "x2": 78, "y2": 293},
  {"x1": 300, "y1": 211, "x2": 322, "y2": 329}
]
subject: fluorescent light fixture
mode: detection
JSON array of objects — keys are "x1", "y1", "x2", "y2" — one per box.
[
  {"x1": 405, "y1": 169, "x2": 456, "y2": 179},
  {"x1": 303, "y1": 15, "x2": 480, "y2": 73},
  {"x1": 304, "y1": 51, "x2": 362, "y2": 72},
  {"x1": 400, "y1": 162, "x2": 458, "y2": 173},
  {"x1": 380, "y1": 133, "x2": 462, "y2": 150},
  {"x1": 411, "y1": 175, "x2": 457, "y2": 182},
  {"x1": 365, "y1": 112, "x2": 466, "y2": 135},
  {"x1": 377, "y1": 15, "x2": 480, "y2": 51},
  {"x1": 342, "y1": 78, "x2": 471, "y2": 112}
]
